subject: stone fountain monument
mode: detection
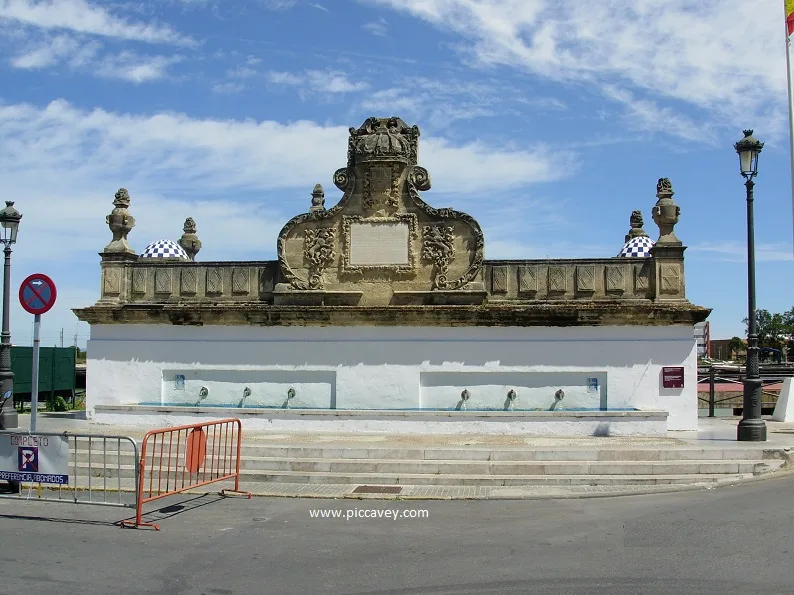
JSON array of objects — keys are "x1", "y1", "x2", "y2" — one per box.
[{"x1": 74, "y1": 117, "x2": 709, "y2": 434}]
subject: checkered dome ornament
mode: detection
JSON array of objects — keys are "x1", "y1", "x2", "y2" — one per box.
[
  {"x1": 140, "y1": 239, "x2": 190, "y2": 260},
  {"x1": 617, "y1": 236, "x2": 655, "y2": 258}
]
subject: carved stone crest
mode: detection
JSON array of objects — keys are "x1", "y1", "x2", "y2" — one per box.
[
  {"x1": 276, "y1": 117, "x2": 484, "y2": 301},
  {"x1": 304, "y1": 227, "x2": 336, "y2": 289},
  {"x1": 422, "y1": 225, "x2": 455, "y2": 289}
]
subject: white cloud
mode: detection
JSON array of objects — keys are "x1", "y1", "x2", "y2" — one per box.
[
  {"x1": 363, "y1": 17, "x2": 388, "y2": 36},
  {"x1": 266, "y1": 69, "x2": 369, "y2": 94},
  {"x1": 212, "y1": 81, "x2": 246, "y2": 94},
  {"x1": 308, "y1": 3, "x2": 329, "y2": 12},
  {"x1": 7, "y1": 35, "x2": 180, "y2": 83},
  {"x1": 691, "y1": 242, "x2": 794, "y2": 263},
  {"x1": 94, "y1": 52, "x2": 181, "y2": 83},
  {"x1": 259, "y1": 0, "x2": 296, "y2": 10},
  {"x1": 0, "y1": 0, "x2": 194, "y2": 45},
  {"x1": 362, "y1": 0, "x2": 786, "y2": 137}
]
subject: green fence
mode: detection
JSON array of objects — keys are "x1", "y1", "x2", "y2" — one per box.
[{"x1": 10, "y1": 346, "x2": 77, "y2": 410}]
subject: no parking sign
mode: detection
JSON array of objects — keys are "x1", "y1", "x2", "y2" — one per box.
[{"x1": 18, "y1": 273, "x2": 57, "y2": 433}]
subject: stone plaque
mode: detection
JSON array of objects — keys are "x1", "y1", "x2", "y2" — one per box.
[
  {"x1": 491, "y1": 266, "x2": 508, "y2": 293},
  {"x1": 605, "y1": 266, "x2": 625, "y2": 292},
  {"x1": 349, "y1": 221, "x2": 410, "y2": 265},
  {"x1": 548, "y1": 266, "x2": 567, "y2": 293},
  {"x1": 132, "y1": 269, "x2": 147, "y2": 294},
  {"x1": 660, "y1": 264, "x2": 681, "y2": 294},
  {"x1": 206, "y1": 268, "x2": 223, "y2": 294},
  {"x1": 518, "y1": 266, "x2": 539, "y2": 294},
  {"x1": 232, "y1": 268, "x2": 250, "y2": 294},
  {"x1": 103, "y1": 269, "x2": 120, "y2": 295},
  {"x1": 576, "y1": 265, "x2": 596, "y2": 292},
  {"x1": 154, "y1": 269, "x2": 172, "y2": 294},
  {"x1": 180, "y1": 269, "x2": 197, "y2": 294}
]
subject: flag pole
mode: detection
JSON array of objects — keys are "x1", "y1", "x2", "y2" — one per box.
[{"x1": 785, "y1": 1, "x2": 794, "y2": 258}]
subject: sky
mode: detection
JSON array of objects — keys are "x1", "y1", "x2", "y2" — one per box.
[{"x1": 0, "y1": 0, "x2": 793, "y2": 350}]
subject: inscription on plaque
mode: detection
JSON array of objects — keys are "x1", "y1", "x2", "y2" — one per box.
[{"x1": 349, "y1": 222, "x2": 410, "y2": 266}]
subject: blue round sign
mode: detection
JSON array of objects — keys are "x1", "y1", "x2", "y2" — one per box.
[{"x1": 19, "y1": 273, "x2": 57, "y2": 315}]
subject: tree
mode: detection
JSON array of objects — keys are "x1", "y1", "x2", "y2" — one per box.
[
  {"x1": 728, "y1": 336, "x2": 746, "y2": 359},
  {"x1": 743, "y1": 309, "x2": 792, "y2": 350}
]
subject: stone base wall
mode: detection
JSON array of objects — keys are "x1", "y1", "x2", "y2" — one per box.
[{"x1": 86, "y1": 324, "x2": 699, "y2": 430}]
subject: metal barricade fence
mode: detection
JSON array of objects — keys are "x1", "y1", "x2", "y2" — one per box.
[
  {"x1": 122, "y1": 418, "x2": 251, "y2": 530},
  {"x1": 0, "y1": 430, "x2": 139, "y2": 509}
]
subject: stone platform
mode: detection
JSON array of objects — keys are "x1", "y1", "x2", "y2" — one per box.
[{"x1": 8, "y1": 414, "x2": 794, "y2": 501}]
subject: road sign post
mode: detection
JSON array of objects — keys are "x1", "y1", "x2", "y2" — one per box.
[{"x1": 19, "y1": 274, "x2": 56, "y2": 433}]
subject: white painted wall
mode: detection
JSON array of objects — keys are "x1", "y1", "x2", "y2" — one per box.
[{"x1": 86, "y1": 324, "x2": 699, "y2": 430}]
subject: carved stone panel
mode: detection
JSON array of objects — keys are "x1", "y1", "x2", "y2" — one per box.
[
  {"x1": 491, "y1": 266, "x2": 508, "y2": 294},
  {"x1": 518, "y1": 266, "x2": 539, "y2": 294},
  {"x1": 206, "y1": 268, "x2": 223, "y2": 295},
  {"x1": 131, "y1": 268, "x2": 147, "y2": 294},
  {"x1": 103, "y1": 269, "x2": 121, "y2": 295},
  {"x1": 232, "y1": 268, "x2": 250, "y2": 294},
  {"x1": 660, "y1": 263, "x2": 682, "y2": 295},
  {"x1": 180, "y1": 269, "x2": 197, "y2": 295},
  {"x1": 548, "y1": 266, "x2": 567, "y2": 293},
  {"x1": 635, "y1": 262, "x2": 651, "y2": 292},
  {"x1": 605, "y1": 266, "x2": 625, "y2": 293},
  {"x1": 576, "y1": 265, "x2": 596, "y2": 292},
  {"x1": 154, "y1": 269, "x2": 172, "y2": 295}
]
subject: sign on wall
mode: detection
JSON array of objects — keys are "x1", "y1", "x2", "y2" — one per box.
[
  {"x1": 0, "y1": 434, "x2": 69, "y2": 484},
  {"x1": 662, "y1": 367, "x2": 685, "y2": 389}
]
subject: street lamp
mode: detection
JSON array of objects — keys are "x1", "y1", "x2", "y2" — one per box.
[
  {"x1": 734, "y1": 130, "x2": 766, "y2": 442},
  {"x1": 0, "y1": 201, "x2": 21, "y2": 429}
]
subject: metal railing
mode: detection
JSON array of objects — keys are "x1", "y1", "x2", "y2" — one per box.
[
  {"x1": 121, "y1": 418, "x2": 251, "y2": 530},
  {"x1": 0, "y1": 431, "x2": 139, "y2": 509},
  {"x1": 697, "y1": 366, "x2": 793, "y2": 417}
]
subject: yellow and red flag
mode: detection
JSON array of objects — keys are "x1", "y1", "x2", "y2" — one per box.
[{"x1": 787, "y1": 0, "x2": 794, "y2": 37}]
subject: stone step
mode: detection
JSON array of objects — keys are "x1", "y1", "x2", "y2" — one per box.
[
  {"x1": 33, "y1": 470, "x2": 755, "y2": 488},
  {"x1": 69, "y1": 444, "x2": 786, "y2": 462},
  {"x1": 68, "y1": 458, "x2": 785, "y2": 482}
]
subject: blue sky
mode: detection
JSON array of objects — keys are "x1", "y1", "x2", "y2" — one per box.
[{"x1": 0, "y1": 0, "x2": 792, "y2": 349}]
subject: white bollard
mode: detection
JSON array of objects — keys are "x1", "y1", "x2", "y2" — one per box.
[{"x1": 772, "y1": 377, "x2": 794, "y2": 422}]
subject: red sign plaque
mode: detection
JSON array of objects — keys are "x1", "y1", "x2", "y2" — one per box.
[{"x1": 662, "y1": 367, "x2": 685, "y2": 389}]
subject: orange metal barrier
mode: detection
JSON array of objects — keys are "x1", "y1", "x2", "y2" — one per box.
[{"x1": 121, "y1": 418, "x2": 251, "y2": 530}]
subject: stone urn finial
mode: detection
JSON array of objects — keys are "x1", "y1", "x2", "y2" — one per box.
[
  {"x1": 310, "y1": 183, "x2": 325, "y2": 213},
  {"x1": 651, "y1": 178, "x2": 682, "y2": 246},
  {"x1": 625, "y1": 210, "x2": 648, "y2": 243},
  {"x1": 178, "y1": 217, "x2": 201, "y2": 261},
  {"x1": 103, "y1": 188, "x2": 136, "y2": 254}
]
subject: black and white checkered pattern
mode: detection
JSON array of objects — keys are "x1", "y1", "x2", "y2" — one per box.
[
  {"x1": 140, "y1": 239, "x2": 189, "y2": 260},
  {"x1": 617, "y1": 236, "x2": 655, "y2": 258}
]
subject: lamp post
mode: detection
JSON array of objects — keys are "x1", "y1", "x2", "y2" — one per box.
[
  {"x1": 734, "y1": 130, "x2": 766, "y2": 442},
  {"x1": 0, "y1": 201, "x2": 21, "y2": 419}
]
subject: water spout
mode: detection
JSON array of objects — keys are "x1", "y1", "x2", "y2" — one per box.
[
  {"x1": 239, "y1": 386, "x2": 251, "y2": 408},
  {"x1": 195, "y1": 386, "x2": 209, "y2": 407},
  {"x1": 457, "y1": 389, "x2": 470, "y2": 411},
  {"x1": 549, "y1": 388, "x2": 564, "y2": 411},
  {"x1": 505, "y1": 389, "x2": 517, "y2": 411},
  {"x1": 284, "y1": 387, "x2": 296, "y2": 409}
]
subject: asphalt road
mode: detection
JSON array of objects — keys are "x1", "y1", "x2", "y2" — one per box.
[{"x1": 1, "y1": 477, "x2": 794, "y2": 595}]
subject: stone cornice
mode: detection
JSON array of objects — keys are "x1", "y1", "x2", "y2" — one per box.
[{"x1": 72, "y1": 301, "x2": 711, "y2": 327}]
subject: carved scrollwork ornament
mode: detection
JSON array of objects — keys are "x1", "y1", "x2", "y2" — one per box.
[
  {"x1": 304, "y1": 227, "x2": 336, "y2": 289},
  {"x1": 422, "y1": 225, "x2": 455, "y2": 290}
]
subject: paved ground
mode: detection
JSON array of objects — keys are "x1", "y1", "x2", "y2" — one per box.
[{"x1": 1, "y1": 474, "x2": 794, "y2": 594}]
